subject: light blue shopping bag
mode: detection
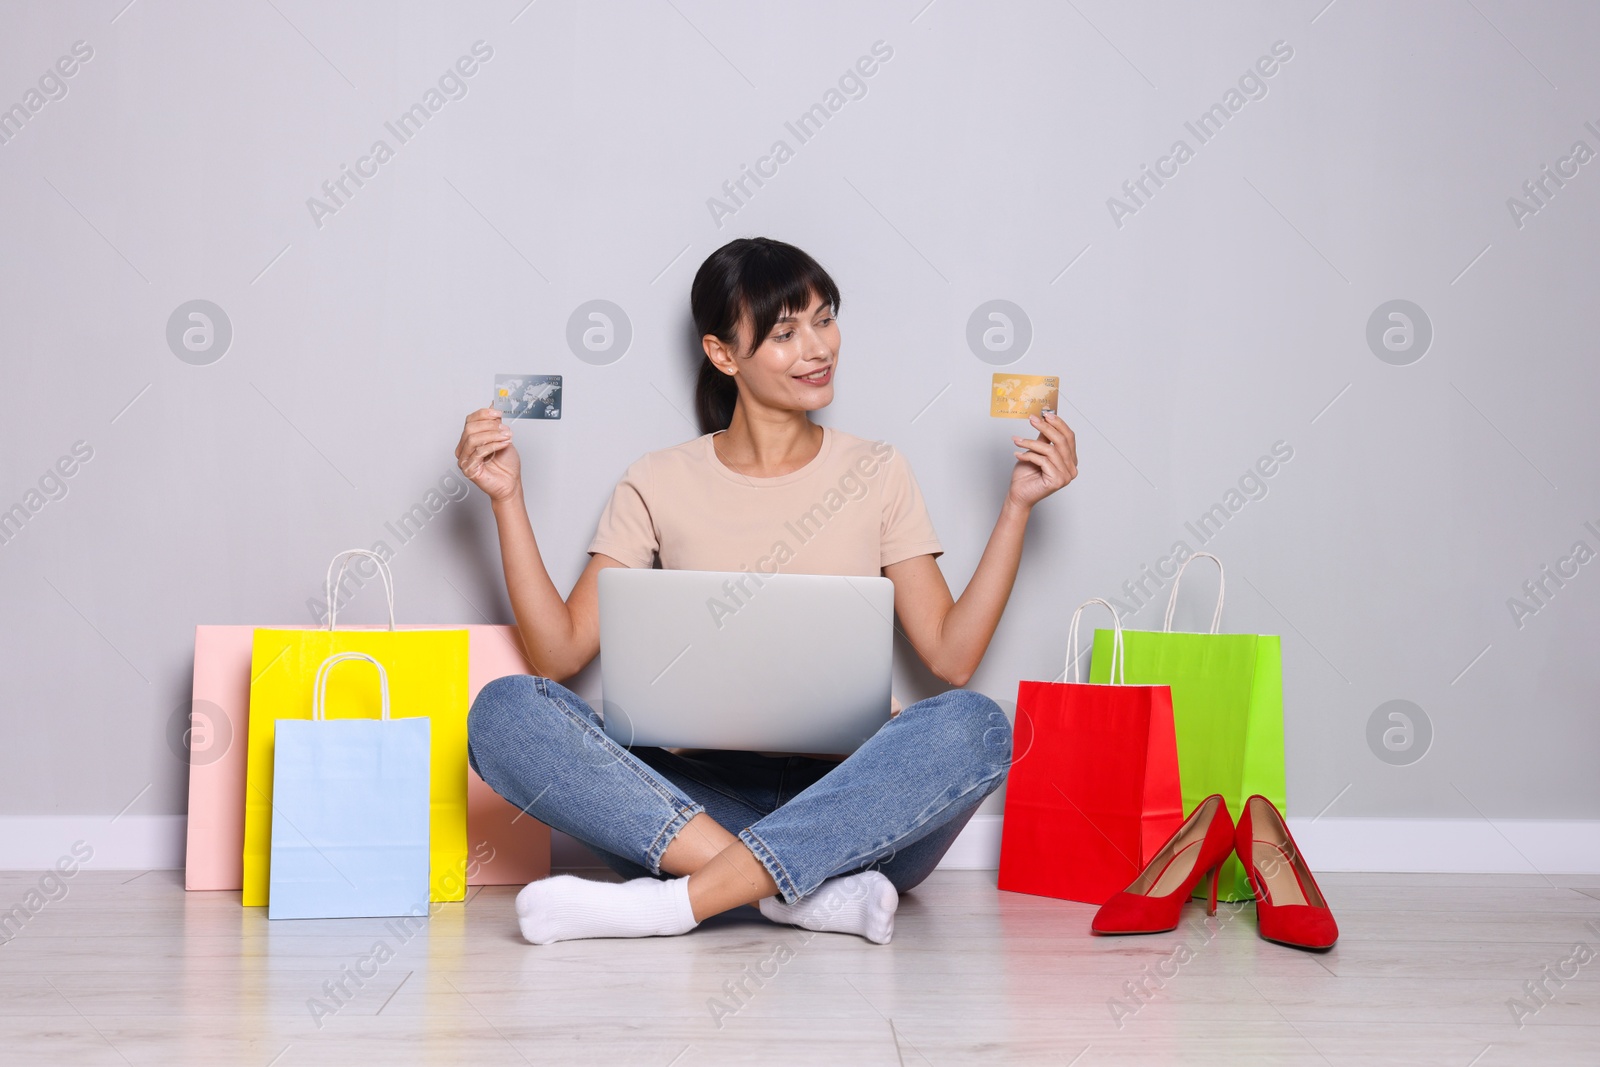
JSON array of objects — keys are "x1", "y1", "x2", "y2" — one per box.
[{"x1": 268, "y1": 652, "x2": 431, "y2": 920}]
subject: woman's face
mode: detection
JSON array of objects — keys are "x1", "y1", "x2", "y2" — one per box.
[{"x1": 717, "y1": 292, "x2": 840, "y2": 415}]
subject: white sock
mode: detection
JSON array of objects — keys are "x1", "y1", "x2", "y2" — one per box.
[
  {"x1": 758, "y1": 870, "x2": 899, "y2": 944},
  {"x1": 514, "y1": 874, "x2": 699, "y2": 945}
]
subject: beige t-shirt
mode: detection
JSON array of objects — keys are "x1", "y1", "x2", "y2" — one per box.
[{"x1": 586, "y1": 425, "x2": 943, "y2": 719}]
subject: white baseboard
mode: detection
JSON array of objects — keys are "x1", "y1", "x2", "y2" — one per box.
[
  {"x1": 4, "y1": 814, "x2": 1598, "y2": 874},
  {"x1": 935, "y1": 813, "x2": 1005, "y2": 869},
  {"x1": 0, "y1": 816, "x2": 188, "y2": 871},
  {"x1": 1284, "y1": 816, "x2": 1600, "y2": 874},
  {"x1": 941, "y1": 814, "x2": 1600, "y2": 874}
]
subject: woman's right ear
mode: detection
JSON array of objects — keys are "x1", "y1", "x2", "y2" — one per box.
[{"x1": 702, "y1": 334, "x2": 738, "y2": 378}]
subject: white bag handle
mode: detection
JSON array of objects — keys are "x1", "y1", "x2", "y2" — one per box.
[
  {"x1": 312, "y1": 652, "x2": 391, "y2": 721},
  {"x1": 1066, "y1": 597, "x2": 1124, "y2": 685},
  {"x1": 325, "y1": 549, "x2": 396, "y2": 631},
  {"x1": 1163, "y1": 552, "x2": 1224, "y2": 634}
]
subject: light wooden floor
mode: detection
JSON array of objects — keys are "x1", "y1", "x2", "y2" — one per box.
[{"x1": 1, "y1": 868, "x2": 1598, "y2": 1065}]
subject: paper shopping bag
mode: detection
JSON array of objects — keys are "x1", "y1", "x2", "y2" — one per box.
[
  {"x1": 269, "y1": 653, "x2": 431, "y2": 919},
  {"x1": 243, "y1": 551, "x2": 469, "y2": 906},
  {"x1": 184, "y1": 625, "x2": 254, "y2": 890},
  {"x1": 465, "y1": 627, "x2": 551, "y2": 886},
  {"x1": 1090, "y1": 553, "x2": 1286, "y2": 902},
  {"x1": 999, "y1": 599, "x2": 1185, "y2": 905}
]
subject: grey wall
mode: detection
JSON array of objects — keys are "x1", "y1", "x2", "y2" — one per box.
[{"x1": 2, "y1": 1, "x2": 1596, "y2": 831}]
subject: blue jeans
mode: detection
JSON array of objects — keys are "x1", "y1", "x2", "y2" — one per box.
[{"x1": 466, "y1": 675, "x2": 1012, "y2": 904}]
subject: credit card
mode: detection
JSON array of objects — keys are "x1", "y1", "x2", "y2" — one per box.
[
  {"x1": 990, "y1": 373, "x2": 1058, "y2": 418},
  {"x1": 493, "y1": 374, "x2": 562, "y2": 420}
]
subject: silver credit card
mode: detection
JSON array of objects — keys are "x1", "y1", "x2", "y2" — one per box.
[{"x1": 493, "y1": 374, "x2": 561, "y2": 420}]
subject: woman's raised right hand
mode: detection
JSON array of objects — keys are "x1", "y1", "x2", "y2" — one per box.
[{"x1": 456, "y1": 407, "x2": 522, "y2": 502}]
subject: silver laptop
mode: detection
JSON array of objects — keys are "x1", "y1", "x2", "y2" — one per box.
[{"x1": 597, "y1": 568, "x2": 895, "y2": 755}]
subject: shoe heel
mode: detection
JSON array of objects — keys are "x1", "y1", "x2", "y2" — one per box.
[{"x1": 1205, "y1": 865, "x2": 1221, "y2": 916}]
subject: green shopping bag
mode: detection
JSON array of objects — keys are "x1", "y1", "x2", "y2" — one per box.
[{"x1": 1088, "y1": 553, "x2": 1285, "y2": 902}]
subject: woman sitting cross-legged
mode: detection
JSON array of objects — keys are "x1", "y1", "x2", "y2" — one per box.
[{"x1": 457, "y1": 237, "x2": 1078, "y2": 945}]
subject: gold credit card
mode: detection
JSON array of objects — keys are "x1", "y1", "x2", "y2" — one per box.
[{"x1": 991, "y1": 374, "x2": 1059, "y2": 418}]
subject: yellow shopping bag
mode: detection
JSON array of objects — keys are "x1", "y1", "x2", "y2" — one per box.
[{"x1": 241, "y1": 551, "x2": 470, "y2": 907}]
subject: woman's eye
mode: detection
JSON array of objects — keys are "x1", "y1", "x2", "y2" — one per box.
[{"x1": 773, "y1": 330, "x2": 794, "y2": 342}]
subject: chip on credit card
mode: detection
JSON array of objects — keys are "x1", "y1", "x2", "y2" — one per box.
[
  {"x1": 493, "y1": 374, "x2": 562, "y2": 420},
  {"x1": 990, "y1": 373, "x2": 1058, "y2": 418}
]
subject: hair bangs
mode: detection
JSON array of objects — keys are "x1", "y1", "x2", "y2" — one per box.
[{"x1": 734, "y1": 245, "x2": 841, "y2": 357}]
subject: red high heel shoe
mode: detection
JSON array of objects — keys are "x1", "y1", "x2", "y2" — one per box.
[
  {"x1": 1236, "y1": 794, "x2": 1338, "y2": 950},
  {"x1": 1091, "y1": 795, "x2": 1235, "y2": 935}
]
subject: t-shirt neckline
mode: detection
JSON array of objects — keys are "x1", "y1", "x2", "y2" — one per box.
[{"x1": 704, "y1": 425, "x2": 833, "y2": 487}]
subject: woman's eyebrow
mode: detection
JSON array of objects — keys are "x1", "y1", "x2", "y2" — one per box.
[{"x1": 773, "y1": 310, "x2": 829, "y2": 328}]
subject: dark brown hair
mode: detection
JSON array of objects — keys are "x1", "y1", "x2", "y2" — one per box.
[{"x1": 690, "y1": 238, "x2": 841, "y2": 434}]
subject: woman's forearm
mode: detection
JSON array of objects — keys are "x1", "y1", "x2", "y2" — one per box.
[
  {"x1": 490, "y1": 487, "x2": 577, "y2": 677},
  {"x1": 935, "y1": 498, "x2": 1032, "y2": 686}
]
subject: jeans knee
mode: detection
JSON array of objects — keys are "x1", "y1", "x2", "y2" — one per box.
[
  {"x1": 469, "y1": 673, "x2": 538, "y2": 731},
  {"x1": 928, "y1": 690, "x2": 1012, "y2": 784},
  {"x1": 972, "y1": 693, "x2": 1014, "y2": 782}
]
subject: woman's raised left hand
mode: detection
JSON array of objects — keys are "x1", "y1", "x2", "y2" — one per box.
[{"x1": 1006, "y1": 411, "x2": 1078, "y2": 510}]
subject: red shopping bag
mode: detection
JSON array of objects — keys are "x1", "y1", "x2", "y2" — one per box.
[{"x1": 998, "y1": 599, "x2": 1184, "y2": 905}]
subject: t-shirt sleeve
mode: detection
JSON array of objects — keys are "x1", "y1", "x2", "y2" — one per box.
[
  {"x1": 586, "y1": 456, "x2": 658, "y2": 568},
  {"x1": 878, "y1": 446, "x2": 943, "y2": 568}
]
